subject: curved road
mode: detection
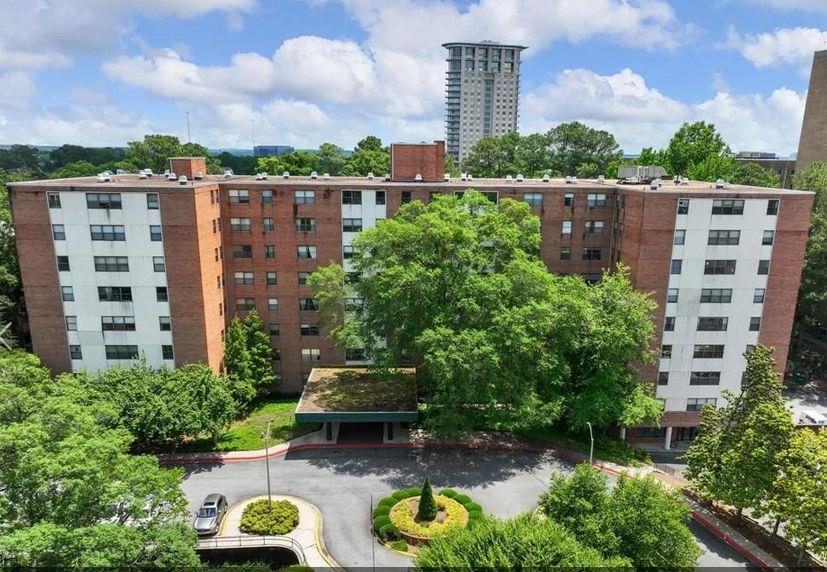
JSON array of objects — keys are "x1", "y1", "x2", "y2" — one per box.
[{"x1": 181, "y1": 447, "x2": 753, "y2": 569}]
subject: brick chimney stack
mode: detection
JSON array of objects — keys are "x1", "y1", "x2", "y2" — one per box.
[
  {"x1": 168, "y1": 157, "x2": 207, "y2": 180},
  {"x1": 390, "y1": 141, "x2": 445, "y2": 182}
]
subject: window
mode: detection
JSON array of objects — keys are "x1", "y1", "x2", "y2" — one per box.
[
  {"x1": 153, "y1": 256, "x2": 165, "y2": 272},
  {"x1": 268, "y1": 323, "x2": 280, "y2": 336},
  {"x1": 94, "y1": 256, "x2": 129, "y2": 272},
  {"x1": 236, "y1": 298, "x2": 256, "y2": 311},
  {"x1": 712, "y1": 199, "x2": 744, "y2": 215},
  {"x1": 219, "y1": 302, "x2": 223, "y2": 316},
  {"x1": 750, "y1": 316, "x2": 761, "y2": 331},
  {"x1": 633, "y1": 426, "x2": 667, "y2": 438},
  {"x1": 86, "y1": 193, "x2": 122, "y2": 209},
  {"x1": 658, "y1": 372, "x2": 669, "y2": 385},
  {"x1": 560, "y1": 246, "x2": 571, "y2": 261},
  {"x1": 661, "y1": 345, "x2": 672, "y2": 358},
  {"x1": 677, "y1": 199, "x2": 690, "y2": 215},
  {"x1": 300, "y1": 324, "x2": 320, "y2": 336},
  {"x1": 687, "y1": 397, "x2": 717, "y2": 411},
  {"x1": 664, "y1": 316, "x2": 675, "y2": 331},
  {"x1": 758, "y1": 259, "x2": 770, "y2": 275},
  {"x1": 264, "y1": 245, "x2": 276, "y2": 259},
  {"x1": 146, "y1": 193, "x2": 159, "y2": 210},
  {"x1": 52, "y1": 224, "x2": 65, "y2": 240},
  {"x1": 704, "y1": 259, "x2": 736, "y2": 274},
  {"x1": 234, "y1": 271, "x2": 254, "y2": 285},
  {"x1": 563, "y1": 193, "x2": 574, "y2": 207},
  {"x1": 267, "y1": 298, "x2": 278, "y2": 311},
  {"x1": 562, "y1": 220, "x2": 572, "y2": 234},
  {"x1": 266, "y1": 271, "x2": 277, "y2": 285},
  {"x1": 690, "y1": 371, "x2": 721, "y2": 386},
  {"x1": 294, "y1": 190, "x2": 315, "y2": 204},
  {"x1": 159, "y1": 316, "x2": 171, "y2": 331},
  {"x1": 343, "y1": 245, "x2": 356, "y2": 259},
  {"x1": 587, "y1": 193, "x2": 606, "y2": 207},
  {"x1": 762, "y1": 230, "x2": 775, "y2": 246},
  {"x1": 69, "y1": 344, "x2": 82, "y2": 359},
  {"x1": 523, "y1": 193, "x2": 542, "y2": 207},
  {"x1": 584, "y1": 220, "x2": 604, "y2": 234},
  {"x1": 700, "y1": 288, "x2": 733, "y2": 303},
  {"x1": 694, "y1": 344, "x2": 725, "y2": 359},
  {"x1": 708, "y1": 230, "x2": 740, "y2": 245},
  {"x1": 61, "y1": 286, "x2": 74, "y2": 301},
  {"x1": 262, "y1": 217, "x2": 275, "y2": 232},
  {"x1": 299, "y1": 298, "x2": 319, "y2": 311},
  {"x1": 301, "y1": 348, "x2": 321, "y2": 361},
  {"x1": 375, "y1": 191, "x2": 386, "y2": 205},
  {"x1": 47, "y1": 192, "x2": 61, "y2": 208},
  {"x1": 296, "y1": 218, "x2": 316, "y2": 232},
  {"x1": 233, "y1": 245, "x2": 253, "y2": 259},
  {"x1": 298, "y1": 272, "x2": 311, "y2": 285},
  {"x1": 98, "y1": 286, "x2": 132, "y2": 302},
  {"x1": 342, "y1": 218, "x2": 363, "y2": 232},
  {"x1": 673, "y1": 230, "x2": 686, "y2": 245},
  {"x1": 698, "y1": 317, "x2": 728, "y2": 331},
  {"x1": 101, "y1": 316, "x2": 136, "y2": 331},
  {"x1": 56, "y1": 256, "x2": 70, "y2": 271},
  {"x1": 754, "y1": 288, "x2": 766, "y2": 303},
  {"x1": 342, "y1": 190, "x2": 362, "y2": 205},
  {"x1": 666, "y1": 288, "x2": 679, "y2": 303},
  {"x1": 297, "y1": 245, "x2": 317, "y2": 259},
  {"x1": 230, "y1": 217, "x2": 251, "y2": 231},
  {"x1": 156, "y1": 286, "x2": 168, "y2": 302},
  {"x1": 582, "y1": 248, "x2": 601, "y2": 261},
  {"x1": 105, "y1": 345, "x2": 139, "y2": 360},
  {"x1": 273, "y1": 348, "x2": 282, "y2": 361},
  {"x1": 229, "y1": 189, "x2": 249, "y2": 203},
  {"x1": 481, "y1": 191, "x2": 498, "y2": 203},
  {"x1": 401, "y1": 191, "x2": 412, "y2": 204},
  {"x1": 670, "y1": 259, "x2": 682, "y2": 275},
  {"x1": 767, "y1": 199, "x2": 779, "y2": 215},
  {"x1": 149, "y1": 225, "x2": 163, "y2": 241},
  {"x1": 65, "y1": 316, "x2": 77, "y2": 331},
  {"x1": 90, "y1": 225, "x2": 125, "y2": 241},
  {"x1": 262, "y1": 190, "x2": 273, "y2": 204}
]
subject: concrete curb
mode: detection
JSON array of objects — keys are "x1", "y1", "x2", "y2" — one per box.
[{"x1": 691, "y1": 510, "x2": 774, "y2": 571}]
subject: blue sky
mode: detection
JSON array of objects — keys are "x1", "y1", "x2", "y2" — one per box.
[{"x1": 1, "y1": 0, "x2": 826, "y2": 155}]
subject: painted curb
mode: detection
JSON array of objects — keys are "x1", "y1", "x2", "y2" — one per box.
[{"x1": 691, "y1": 510, "x2": 774, "y2": 571}]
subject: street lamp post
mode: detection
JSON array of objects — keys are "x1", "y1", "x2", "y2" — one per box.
[
  {"x1": 586, "y1": 422, "x2": 594, "y2": 465},
  {"x1": 264, "y1": 421, "x2": 272, "y2": 505}
]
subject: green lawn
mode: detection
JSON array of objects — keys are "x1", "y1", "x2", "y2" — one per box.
[{"x1": 179, "y1": 398, "x2": 320, "y2": 453}]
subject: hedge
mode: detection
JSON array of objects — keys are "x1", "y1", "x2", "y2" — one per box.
[
  {"x1": 373, "y1": 505, "x2": 391, "y2": 518},
  {"x1": 454, "y1": 494, "x2": 473, "y2": 507},
  {"x1": 239, "y1": 499, "x2": 299, "y2": 535},
  {"x1": 378, "y1": 497, "x2": 396, "y2": 509},
  {"x1": 379, "y1": 523, "x2": 401, "y2": 541},
  {"x1": 439, "y1": 488, "x2": 458, "y2": 498},
  {"x1": 468, "y1": 510, "x2": 483, "y2": 521},
  {"x1": 464, "y1": 502, "x2": 482, "y2": 513},
  {"x1": 389, "y1": 539, "x2": 408, "y2": 552},
  {"x1": 373, "y1": 515, "x2": 391, "y2": 533}
]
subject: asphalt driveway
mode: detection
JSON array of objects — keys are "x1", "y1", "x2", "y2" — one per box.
[{"x1": 181, "y1": 446, "x2": 751, "y2": 569}]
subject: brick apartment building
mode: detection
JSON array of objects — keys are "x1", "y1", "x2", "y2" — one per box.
[{"x1": 9, "y1": 142, "x2": 813, "y2": 449}]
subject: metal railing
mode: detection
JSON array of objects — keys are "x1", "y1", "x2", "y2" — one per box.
[{"x1": 197, "y1": 535, "x2": 306, "y2": 563}]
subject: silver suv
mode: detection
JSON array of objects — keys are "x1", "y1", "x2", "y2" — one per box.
[{"x1": 193, "y1": 494, "x2": 228, "y2": 536}]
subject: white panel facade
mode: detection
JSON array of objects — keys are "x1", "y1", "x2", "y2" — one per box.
[
  {"x1": 48, "y1": 191, "x2": 173, "y2": 372},
  {"x1": 658, "y1": 197, "x2": 778, "y2": 412}
]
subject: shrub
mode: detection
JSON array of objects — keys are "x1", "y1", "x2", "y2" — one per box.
[
  {"x1": 373, "y1": 515, "x2": 391, "y2": 534},
  {"x1": 378, "y1": 497, "x2": 396, "y2": 509},
  {"x1": 239, "y1": 500, "x2": 299, "y2": 535},
  {"x1": 417, "y1": 478, "x2": 438, "y2": 521},
  {"x1": 391, "y1": 491, "x2": 411, "y2": 502},
  {"x1": 402, "y1": 487, "x2": 422, "y2": 497},
  {"x1": 373, "y1": 505, "x2": 391, "y2": 518},
  {"x1": 467, "y1": 510, "x2": 483, "y2": 521},
  {"x1": 439, "y1": 488, "x2": 458, "y2": 498},
  {"x1": 464, "y1": 502, "x2": 482, "y2": 513},
  {"x1": 379, "y1": 523, "x2": 401, "y2": 541},
  {"x1": 389, "y1": 539, "x2": 408, "y2": 552},
  {"x1": 390, "y1": 495, "x2": 468, "y2": 538},
  {"x1": 454, "y1": 494, "x2": 473, "y2": 506}
]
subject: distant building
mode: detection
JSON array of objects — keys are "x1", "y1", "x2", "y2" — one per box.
[
  {"x1": 797, "y1": 49, "x2": 827, "y2": 174},
  {"x1": 443, "y1": 41, "x2": 526, "y2": 163},
  {"x1": 734, "y1": 152, "x2": 797, "y2": 189},
  {"x1": 254, "y1": 145, "x2": 295, "y2": 158}
]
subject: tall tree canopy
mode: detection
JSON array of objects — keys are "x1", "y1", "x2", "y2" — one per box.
[
  {"x1": 666, "y1": 121, "x2": 729, "y2": 176},
  {"x1": 792, "y1": 162, "x2": 827, "y2": 335},
  {"x1": 546, "y1": 121, "x2": 623, "y2": 176},
  {"x1": 126, "y1": 135, "x2": 221, "y2": 174},
  {"x1": 310, "y1": 191, "x2": 660, "y2": 432}
]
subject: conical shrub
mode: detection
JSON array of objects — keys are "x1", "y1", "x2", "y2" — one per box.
[{"x1": 416, "y1": 478, "x2": 437, "y2": 521}]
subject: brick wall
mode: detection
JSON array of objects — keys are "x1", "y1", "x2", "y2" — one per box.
[
  {"x1": 169, "y1": 157, "x2": 208, "y2": 180},
  {"x1": 391, "y1": 141, "x2": 445, "y2": 182}
]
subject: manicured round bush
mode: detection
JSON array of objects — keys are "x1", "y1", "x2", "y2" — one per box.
[
  {"x1": 439, "y1": 488, "x2": 458, "y2": 498},
  {"x1": 464, "y1": 502, "x2": 482, "y2": 513},
  {"x1": 373, "y1": 515, "x2": 391, "y2": 533},
  {"x1": 391, "y1": 490, "x2": 411, "y2": 502},
  {"x1": 380, "y1": 523, "x2": 401, "y2": 541},
  {"x1": 467, "y1": 510, "x2": 483, "y2": 521},
  {"x1": 373, "y1": 505, "x2": 391, "y2": 518},
  {"x1": 239, "y1": 499, "x2": 299, "y2": 535},
  {"x1": 454, "y1": 494, "x2": 473, "y2": 507},
  {"x1": 402, "y1": 487, "x2": 422, "y2": 498},
  {"x1": 389, "y1": 495, "x2": 468, "y2": 538},
  {"x1": 378, "y1": 497, "x2": 396, "y2": 509},
  {"x1": 389, "y1": 539, "x2": 408, "y2": 552}
]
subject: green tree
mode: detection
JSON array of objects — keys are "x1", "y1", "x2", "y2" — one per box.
[
  {"x1": 314, "y1": 142, "x2": 347, "y2": 175},
  {"x1": 49, "y1": 160, "x2": 100, "y2": 178},
  {"x1": 311, "y1": 191, "x2": 659, "y2": 432},
  {"x1": 635, "y1": 146, "x2": 669, "y2": 168},
  {"x1": 515, "y1": 132, "x2": 550, "y2": 177},
  {"x1": 540, "y1": 464, "x2": 701, "y2": 568},
  {"x1": 342, "y1": 149, "x2": 389, "y2": 177},
  {"x1": 684, "y1": 346, "x2": 794, "y2": 517},
  {"x1": 666, "y1": 121, "x2": 729, "y2": 175},
  {"x1": 179, "y1": 142, "x2": 222, "y2": 174},
  {"x1": 216, "y1": 152, "x2": 257, "y2": 175},
  {"x1": 463, "y1": 134, "x2": 519, "y2": 177},
  {"x1": 792, "y1": 162, "x2": 827, "y2": 341},
  {"x1": 547, "y1": 121, "x2": 623, "y2": 176},
  {"x1": 126, "y1": 134, "x2": 183, "y2": 173},
  {"x1": 48, "y1": 145, "x2": 126, "y2": 169},
  {"x1": 258, "y1": 151, "x2": 316, "y2": 176},
  {"x1": 414, "y1": 513, "x2": 630, "y2": 568},
  {"x1": 730, "y1": 162, "x2": 781, "y2": 187},
  {"x1": 444, "y1": 154, "x2": 460, "y2": 177},
  {"x1": 0, "y1": 145, "x2": 42, "y2": 174},
  {"x1": 685, "y1": 154, "x2": 737, "y2": 182},
  {"x1": 417, "y1": 478, "x2": 437, "y2": 521},
  {"x1": 223, "y1": 315, "x2": 255, "y2": 407},
  {"x1": 0, "y1": 169, "x2": 30, "y2": 347},
  {"x1": 242, "y1": 309, "x2": 275, "y2": 394},
  {"x1": 355, "y1": 135, "x2": 383, "y2": 152}
]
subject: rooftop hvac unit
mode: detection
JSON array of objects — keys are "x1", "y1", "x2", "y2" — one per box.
[
  {"x1": 310, "y1": 171, "x2": 318, "y2": 179},
  {"x1": 597, "y1": 174, "x2": 605, "y2": 183},
  {"x1": 384, "y1": 173, "x2": 391, "y2": 181},
  {"x1": 116, "y1": 169, "x2": 129, "y2": 175},
  {"x1": 178, "y1": 176, "x2": 188, "y2": 185},
  {"x1": 367, "y1": 172, "x2": 374, "y2": 180},
  {"x1": 715, "y1": 179, "x2": 727, "y2": 189},
  {"x1": 139, "y1": 172, "x2": 148, "y2": 180},
  {"x1": 194, "y1": 171, "x2": 204, "y2": 180},
  {"x1": 542, "y1": 172, "x2": 550, "y2": 182},
  {"x1": 166, "y1": 172, "x2": 177, "y2": 181},
  {"x1": 223, "y1": 168, "x2": 234, "y2": 178},
  {"x1": 461, "y1": 173, "x2": 468, "y2": 181},
  {"x1": 323, "y1": 173, "x2": 330, "y2": 179},
  {"x1": 414, "y1": 173, "x2": 423, "y2": 182},
  {"x1": 283, "y1": 171, "x2": 290, "y2": 179},
  {"x1": 444, "y1": 174, "x2": 450, "y2": 182},
  {"x1": 141, "y1": 168, "x2": 154, "y2": 177},
  {"x1": 506, "y1": 174, "x2": 513, "y2": 183},
  {"x1": 516, "y1": 174, "x2": 523, "y2": 182},
  {"x1": 680, "y1": 177, "x2": 689, "y2": 185},
  {"x1": 97, "y1": 173, "x2": 111, "y2": 183},
  {"x1": 467, "y1": 174, "x2": 473, "y2": 181}
]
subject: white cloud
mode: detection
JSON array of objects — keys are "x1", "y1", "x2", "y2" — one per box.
[
  {"x1": 0, "y1": 72, "x2": 37, "y2": 109},
  {"x1": 723, "y1": 26, "x2": 827, "y2": 74},
  {"x1": 748, "y1": 0, "x2": 827, "y2": 11}
]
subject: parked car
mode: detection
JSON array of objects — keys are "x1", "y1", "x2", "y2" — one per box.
[
  {"x1": 193, "y1": 494, "x2": 228, "y2": 536},
  {"x1": 800, "y1": 410, "x2": 827, "y2": 426}
]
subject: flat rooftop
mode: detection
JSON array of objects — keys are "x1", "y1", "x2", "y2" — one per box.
[
  {"x1": 294, "y1": 367, "x2": 417, "y2": 423},
  {"x1": 8, "y1": 173, "x2": 813, "y2": 196}
]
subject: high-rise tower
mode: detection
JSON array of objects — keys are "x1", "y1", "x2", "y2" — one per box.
[
  {"x1": 797, "y1": 49, "x2": 827, "y2": 173},
  {"x1": 443, "y1": 41, "x2": 526, "y2": 164}
]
